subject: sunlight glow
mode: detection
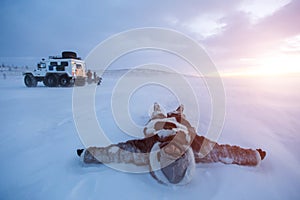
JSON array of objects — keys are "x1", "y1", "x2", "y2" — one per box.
[
  {"x1": 220, "y1": 53, "x2": 300, "y2": 77},
  {"x1": 253, "y1": 54, "x2": 300, "y2": 75}
]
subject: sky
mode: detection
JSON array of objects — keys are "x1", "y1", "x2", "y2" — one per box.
[{"x1": 0, "y1": 0, "x2": 299, "y2": 75}]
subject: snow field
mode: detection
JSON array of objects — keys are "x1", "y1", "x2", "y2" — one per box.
[{"x1": 0, "y1": 73, "x2": 299, "y2": 199}]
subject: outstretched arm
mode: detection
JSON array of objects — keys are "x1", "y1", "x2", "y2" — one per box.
[
  {"x1": 79, "y1": 135, "x2": 160, "y2": 166},
  {"x1": 191, "y1": 135, "x2": 266, "y2": 166}
]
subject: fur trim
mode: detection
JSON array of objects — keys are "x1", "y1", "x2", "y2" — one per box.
[
  {"x1": 149, "y1": 142, "x2": 195, "y2": 186},
  {"x1": 151, "y1": 102, "x2": 165, "y2": 118},
  {"x1": 254, "y1": 150, "x2": 261, "y2": 166},
  {"x1": 144, "y1": 117, "x2": 189, "y2": 138}
]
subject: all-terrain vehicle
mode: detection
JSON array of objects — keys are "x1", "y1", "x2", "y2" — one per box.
[{"x1": 23, "y1": 51, "x2": 87, "y2": 87}]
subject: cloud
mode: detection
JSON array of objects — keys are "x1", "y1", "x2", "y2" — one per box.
[
  {"x1": 237, "y1": 0, "x2": 292, "y2": 24},
  {"x1": 182, "y1": 14, "x2": 227, "y2": 40},
  {"x1": 0, "y1": 0, "x2": 241, "y2": 59},
  {"x1": 281, "y1": 34, "x2": 300, "y2": 54},
  {"x1": 202, "y1": 0, "x2": 300, "y2": 68}
]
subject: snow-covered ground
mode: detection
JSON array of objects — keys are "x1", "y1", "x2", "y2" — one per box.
[{"x1": 0, "y1": 72, "x2": 299, "y2": 200}]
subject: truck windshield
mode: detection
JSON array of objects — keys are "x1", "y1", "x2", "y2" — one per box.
[
  {"x1": 75, "y1": 64, "x2": 84, "y2": 76},
  {"x1": 38, "y1": 63, "x2": 46, "y2": 68},
  {"x1": 76, "y1": 64, "x2": 82, "y2": 69}
]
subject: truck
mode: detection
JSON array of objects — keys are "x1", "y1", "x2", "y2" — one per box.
[{"x1": 23, "y1": 51, "x2": 87, "y2": 87}]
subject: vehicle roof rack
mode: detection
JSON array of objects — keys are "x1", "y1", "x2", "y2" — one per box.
[{"x1": 48, "y1": 56, "x2": 82, "y2": 60}]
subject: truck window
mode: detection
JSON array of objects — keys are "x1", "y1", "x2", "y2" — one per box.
[
  {"x1": 38, "y1": 63, "x2": 46, "y2": 68},
  {"x1": 75, "y1": 64, "x2": 84, "y2": 76},
  {"x1": 61, "y1": 61, "x2": 68, "y2": 66},
  {"x1": 50, "y1": 62, "x2": 58, "y2": 66},
  {"x1": 76, "y1": 64, "x2": 82, "y2": 69}
]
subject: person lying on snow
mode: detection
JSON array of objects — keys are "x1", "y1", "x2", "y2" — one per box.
[{"x1": 77, "y1": 103, "x2": 266, "y2": 185}]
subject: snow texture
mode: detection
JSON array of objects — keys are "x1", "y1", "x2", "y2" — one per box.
[{"x1": 0, "y1": 72, "x2": 300, "y2": 200}]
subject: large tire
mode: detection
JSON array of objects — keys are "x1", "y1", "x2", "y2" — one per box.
[
  {"x1": 44, "y1": 74, "x2": 58, "y2": 87},
  {"x1": 43, "y1": 78, "x2": 49, "y2": 87},
  {"x1": 24, "y1": 74, "x2": 37, "y2": 87},
  {"x1": 59, "y1": 75, "x2": 70, "y2": 87},
  {"x1": 69, "y1": 78, "x2": 75, "y2": 87}
]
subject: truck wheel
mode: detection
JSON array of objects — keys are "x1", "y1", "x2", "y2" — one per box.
[
  {"x1": 69, "y1": 78, "x2": 75, "y2": 87},
  {"x1": 43, "y1": 78, "x2": 49, "y2": 87},
  {"x1": 45, "y1": 74, "x2": 58, "y2": 87},
  {"x1": 59, "y1": 75, "x2": 70, "y2": 87},
  {"x1": 24, "y1": 74, "x2": 37, "y2": 87}
]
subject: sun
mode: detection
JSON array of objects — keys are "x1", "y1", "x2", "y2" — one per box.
[
  {"x1": 221, "y1": 53, "x2": 300, "y2": 77},
  {"x1": 253, "y1": 53, "x2": 300, "y2": 76}
]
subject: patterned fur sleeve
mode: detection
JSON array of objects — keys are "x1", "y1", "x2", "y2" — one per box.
[{"x1": 191, "y1": 135, "x2": 266, "y2": 166}]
